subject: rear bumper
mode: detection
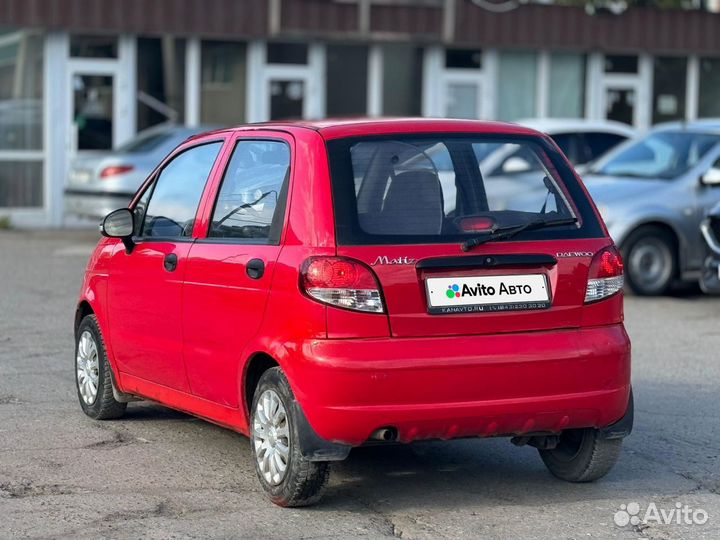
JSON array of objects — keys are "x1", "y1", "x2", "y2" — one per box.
[
  {"x1": 64, "y1": 189, "x2": 134, "y2": 219},
  {"x1": 286, "y1": 324, "x2": 631, "y2": 446}
]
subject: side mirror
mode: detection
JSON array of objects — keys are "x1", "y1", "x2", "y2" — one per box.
[
  {"x1": 100, "y1": 208, "x2": 135, "y2": 253},
  {"x1": 502, "y1": 156, "x2": 531, "y2": 174},
  {"x1": 700, "y1": 167, "x2": 720, "y2": 187}
]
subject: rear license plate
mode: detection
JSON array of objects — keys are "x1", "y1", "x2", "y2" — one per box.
[{"x1": 425, "y1": 274, "x2": 550, "y2": 314}]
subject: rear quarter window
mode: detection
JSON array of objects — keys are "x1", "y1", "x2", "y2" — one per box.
[{"x1": 327, "y1": 134, "x2": 604, "y2": 245}]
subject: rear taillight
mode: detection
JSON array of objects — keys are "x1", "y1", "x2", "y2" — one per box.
[
  {"x1": 100, "y1": 165, "x2": 134, "y2": 179},
  {"x1": 585, "y1": 246, "x2": 624, "y2": 303},
  {"x1": 301, "y1": 257, "x2": 385, "y2": 313}
]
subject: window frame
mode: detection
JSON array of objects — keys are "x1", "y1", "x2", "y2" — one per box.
[
  {"x1": 199, "y1": 137, "x2": 293, "y2": 246},
  {"x1": 129, "y1": 139, "x2": 226, "y2": 243}
]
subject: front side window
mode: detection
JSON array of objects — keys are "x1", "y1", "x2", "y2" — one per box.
[
  {"x1": 141, "y1": 142, "x2": 222, "y2": 238},
  {"x1": 327, "y1": 135, "x2": 600, "y2": 245},
  {"x1": 209, "y1": 140, "x2": 290, "y2": 243},
  {"x1": 593, "y1": 131, "x2": 720, "y2": 180}
]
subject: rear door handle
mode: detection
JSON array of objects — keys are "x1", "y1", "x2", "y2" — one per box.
[
  {"x1": 246, "y1": 258, "x2": 265, "y2": 279},
  {"x1": 164, "y1": 253, "x2": 178, "y2": 272}
]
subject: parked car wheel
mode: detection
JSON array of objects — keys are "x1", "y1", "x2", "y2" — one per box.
[
  {"x1": 251, "y1": 367, "x2": 330, "y2": 507},
  {"x1": 622, "y1": 226, "x2": 677, "y2": 296},
  {"x1": 539, "y1": 428, "x2": 622, "y2": 482},
  {"x1": 75, "y1": 315, "x2": 127, "y2": 420}
]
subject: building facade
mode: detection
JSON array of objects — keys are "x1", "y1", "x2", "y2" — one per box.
[{"x1": 2, "y1": 0, "x2": 720, "y2": 226}]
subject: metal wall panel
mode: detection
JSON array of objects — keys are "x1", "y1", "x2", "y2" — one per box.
[{"x1": 1, "y1": 0, "x2": 719, "y2": 54}]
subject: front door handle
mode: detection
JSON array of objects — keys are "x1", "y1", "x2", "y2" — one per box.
[
  {"x1": 164, "y1": 253, "x2": 178, "y2": 272},
  {"x1": 246, "y1": 258, "x2": 265, "y2": 279}
]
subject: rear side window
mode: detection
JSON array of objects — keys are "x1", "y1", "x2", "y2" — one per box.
[
  {"x1": 209, "y1": 140, "x2": 290, "y2": 243},
  {"x1": 327, "y1": 135, "x2": 603, "y2": 245}
]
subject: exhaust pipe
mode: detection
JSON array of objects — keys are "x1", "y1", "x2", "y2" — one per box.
[{"x1": 370, "y1": 427, "x2": 398, "y2": 442}]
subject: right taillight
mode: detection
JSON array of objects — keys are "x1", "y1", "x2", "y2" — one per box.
[
  {"x1": 585, "y1": 246, "x2": 624, "y2": 303},
  {"x1": 300, "y1": 257, "x2": 385, "y2": 313}
]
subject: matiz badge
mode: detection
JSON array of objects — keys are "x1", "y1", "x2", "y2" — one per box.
[{"x1": 371, "y1": 255, "x2": 416, "y2": 266}]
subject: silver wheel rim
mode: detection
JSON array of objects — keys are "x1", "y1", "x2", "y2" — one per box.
[
  {"x1": 628, "y1": 239, "x2": 672, "y2": 292},
  {"x1": 252, "y1": 389, "x2": 290, "y2": 486},
  {"x1": 76, "y1": 330, "x2": 100, "y2": 405}
]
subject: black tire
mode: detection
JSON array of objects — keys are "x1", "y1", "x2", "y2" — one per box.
[
  {"x1": 250, "y1": 367, "x2": 329, "y2": 507},
  {"x1": 539, "y1": 428, "x2": 622, "y2": 482},
  {"x1": 622, "y1": 226, "x2": 677, "y2": 296},
  {"x1": 75, "y1": 315, "x2": 127, "y2": 420}
]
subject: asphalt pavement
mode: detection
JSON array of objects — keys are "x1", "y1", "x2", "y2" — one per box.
[{"x1": 0, "y1": 230, "x2": 719, "y2": 539}]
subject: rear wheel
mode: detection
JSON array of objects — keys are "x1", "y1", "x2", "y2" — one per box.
[
  {"x1": 251, "y1": 367, "x2": 329, "y2": 507},
  {"x1": 622, "y1": 226, "x2": 676, "y2": 296},
  {"x1": 75, "y1": 315, "x2": 127, "y2": 420},
  {"x1": 539, "y1": 428, "x2": 621, "y2": 482}
]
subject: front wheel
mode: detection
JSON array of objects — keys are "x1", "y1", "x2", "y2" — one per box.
[
  {"x1": 75, "y1": 315, "x2": 127, "y2": 420},
  {"x1": 251, "y1": 367, "x2": 330, "y2": 507},
  {"x1": 539, "y1": 428, "x2": 622, "y2": 482}
]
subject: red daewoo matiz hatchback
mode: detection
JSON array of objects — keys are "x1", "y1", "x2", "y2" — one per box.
[{"x1": 75, "y1": 119, "x2": 632, "y2": 506}]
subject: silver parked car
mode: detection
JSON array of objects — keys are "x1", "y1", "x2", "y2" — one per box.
[
  {"x1": 583, "y1": 120, "x2": 720, "y2": 295},
  {"x1": 65, "y1": 124, "x2": 216, "y2": 219}
]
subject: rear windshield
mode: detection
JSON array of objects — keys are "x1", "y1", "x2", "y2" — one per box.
[{"x1": 326, "y1": 135, "x2": 603, "y2": 245}]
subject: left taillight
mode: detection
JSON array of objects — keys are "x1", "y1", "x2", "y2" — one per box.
[
  {"x1": 100, "y1": 165, "x2": 134, "y2": 179},
  {"x1": 300, "y1": 257, "x2": 385, "y2": 313},
  {"x1": 585, "y1": 246, "x2": 624, "y2": 303}
]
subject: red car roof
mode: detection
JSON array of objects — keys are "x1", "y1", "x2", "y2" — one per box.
[{"x1": 195, "y1": 118, "x2": 544, "y2": 141}]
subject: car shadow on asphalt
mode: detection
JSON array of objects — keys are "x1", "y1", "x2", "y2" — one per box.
[{"x1": 102, "y1": 381, "x2": 714, "y2": 512}]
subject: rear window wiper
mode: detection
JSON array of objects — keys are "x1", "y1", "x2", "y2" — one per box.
[{"x1": 461, "y1": 217, "x2": 578, "y2": 252}]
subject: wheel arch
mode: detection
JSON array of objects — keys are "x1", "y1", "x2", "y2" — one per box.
[
  {"x1": 242, "y1": 352, "x2": 280, "y2": 421},
  {"x1": 74, "y1": 300, "x2": 95, "y2": 339}
]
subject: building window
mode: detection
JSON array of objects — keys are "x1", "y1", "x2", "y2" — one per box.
[
  {"x1": 652, "y1": 57, "x2": 686, "y2": 124},
  {"x1": 136, "y1": 37, "x2": 186, "y2": 131},
  {"x1": 699, "y1": 58, "x2": 720, "y2": 118},
  {"x1": 604, "y1": 55, "x2": 638, "y2": 74},
  {"x1": 549, "y1": 53, "x2": 585, "y2": 119},
  {"x1": 498, "y1": 51, "x2": 537, "y2": 121},
  {"x1": 326, "y1": 44, "x2": 368, "y2": 117},
  {"x1": 70, "y1": 35, "x2": 118, "y2": 59},
  {"x1": 267, "y1": 43, "x2": 308, "y2": 65},
  {"x1": 445, "y1": 49, "x2": 482, "y2": 69},
  {"x1": 73, "y1": 74, "x2": 113, "y2": 150},
  {"x1": 201, "y1": 41, "x2": 246, "y2": 125},
  {"x1": 270, "y1": 80, "x2": 304, "y2": 120},
  {"x1": 0, "y1": 30, "x2": 44, "y2": 208},
  {"x1": 382, "y1": 44, "x2": 423, "y2": 116}
]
